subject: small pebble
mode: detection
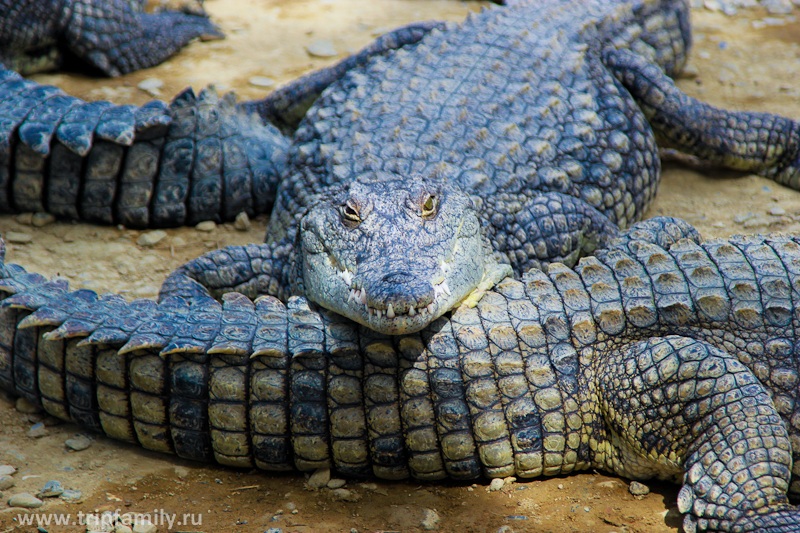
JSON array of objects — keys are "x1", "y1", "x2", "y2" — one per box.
[
  {"x1": 557, "y1": 484, "x2": 564, "y2": 490},
  {"x1": 421, "y1": 508, "x2": 440, "y2": 531},
  {"x1": 306, "y1": 39, "x2": 339, "y2": 57},
  {"x1": 249, "y1": 76, "x2": 275, "y2": 87},
  {"x1": 137, "y1": 230, "x2": 167, "y2": 247},
  {"x1": 31, "y1": 212, "x2": 56, "y2": 227},
  {"x1": 8, "y1": 492, "x2": 44, "y2": 508},
  {"x1": 60, "y1": 489, "x2": 83, "y2": 503},
  {"x1": 489, "y1": 478, "x2": 505, "y2": 491},
  {"x1": 629, "y1": 481, "x2": 650, "y2": 496},
  {"x1": 28, "y1": 423, "x2": 49, "y2": 438},
  {"x1": 195, "y1": 220, "x2": 217, "y2": 232},
  {"x1": 327, "y1": 478, "x2": 346, "y2": 489},
  {"x1": 65, "y1": 435, "x2": 92, "y2": 451},
  {"x1": 733, "y1": 212, "x2": 756, "y2": 224},
  {"x1": 137, "y1": 78, "x2": 164, "y2": 96},
  {"x1": 331, "y1": 488, "x2": 361, "y2": 502},
  {"x1": 496, "y1": 527, "x2": 514, "y2": 533},
  {"x1": 0, "y1": 475, "x2": 15, "y2": 490},
  {"x1": 743, "y1": 217, "x2": 767, "y2": 229},
  {"x1": 506, "y1": 515, "x2": 529, "y2": 520},
  {"x1": 285, "y1": 502, "x2": 296, "y2": 511},
  {"x1": 16, "y1": 397, "x2": 41, "y2": 414},
  {"x1": 265, "y1": 528, "x2": 283, "y2": 533},
  {"x1": 14, "y1": 212, "x2": 33, "y2": 225},
  {"x1": 132, "y1": 520, "x2": 157, "y2": 533},
  {"x1": 38, "y1": 480, "x2": 64, "y2": 498},
  {"x1": 769, "y1": 206, "x2": 786, "y2": 216},
  {"x1": 0, "y1": 465, "x2": 16, "y2": 476},
  {"x1": 307, "y1": 467, "x2": 331, "y2": 489},
  {"x1": 350, "y1": 529, "x2": 358, "y2": 533},
  {"x1": 234, "y1": 211, "x2": 251, "y2": 231},
  {"x1": 6, "y1": 231, "x2": 32, "y2": 244},
  {"x1": 503, "y1": 476, "x2": 516, "y2": 485},
  {"x1": 115, "y1": 524, "x2": 133, "y2": 533}
]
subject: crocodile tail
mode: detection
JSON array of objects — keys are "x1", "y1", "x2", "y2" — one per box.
[{"x1": 0, "y1": 64, "x2": 290, "y2": 227}]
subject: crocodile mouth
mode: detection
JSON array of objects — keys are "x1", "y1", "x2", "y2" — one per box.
[{"x1": 338, "y1": 267, "x2": 452, "y2": 319}]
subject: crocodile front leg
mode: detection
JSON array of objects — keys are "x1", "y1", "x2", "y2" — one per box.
[{"x1": 158, "y1": 243, "x2": 291, "y2": 302}]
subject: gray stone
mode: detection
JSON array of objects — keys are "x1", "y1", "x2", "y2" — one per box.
[
  {"x1": 195, "y1": 220, "x2": 217, "y2": 232},
  {"x1": 769, "y1": 206, "x2": 786, "y2": 216},
  {"x1": 421, "y1": 508, "x2": 441, "y2": 531},
  {"x1": 6, "y1": 231, "x2": 32, "y2": 244},
  {"x1": 115, "y1": 524, "x2": 133, "y2": 533},
  {"x1": 137, "y1": 230, "x2": 167, "y2": 247},
  {"x1": 629, "y1": 481, "x2": 650, "y2": 496},
  {"x1": 7, "y1": 493, "x2": 43, "y2": 508},
  {"x1": 60, "y1": 489, "x2": 83, "y2": 503},
  {"x1": 249, "y1": 76, "x2": 275, "y2": 87},
  {"x1": 331, "y1": 488, "x2": 361, "y2": 502},
  {"x1": 132, "y1": 520, "x2": 157, "y2": 533},
  {"x1": 28, "y1": 422, "x2": 49, "y2": 438},
  {"x1": 31, "y1": 212, "x2": 56, "y2": 227},
  {"x1": 234, "y1": 211, "x2": 251, "y2": 231},
  {"x1": 733, "y1": 212, "x2": 756, "y2": 224},
  {"x1": 307, "y1": 467, "x2": 331, "y2": 489},
  {"x1": 137, "y1": 78, "x2": 164, "y2": 96},
  {"x1": 15, "y1": 397, "x2": 41, "y2": 414},
  {"x1": 0, "y1": 465, "x2": 16, "y2": 476},
  {"x1": 0, "y1": 475, "x2": 15, "y2": 490},
  {"x1": 306, "y1": 39, "x2": 338, "y2": 58},
  {"x1": 489, "y1": 478, "x2": 505, "y2": 491},
  {"x1": 65, "y1": 435, "x2": 92, "y2": 451},
  {"x1": 327, "y1": 478, "x2": 346, "y2": 489},
  {"x1": 38, "y1": 480, "x2": 64, "y2": 498}
]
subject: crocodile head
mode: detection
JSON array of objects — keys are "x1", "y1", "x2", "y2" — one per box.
[{"x1": 299, "y1": 175, "x2": 498, "y2": 334}]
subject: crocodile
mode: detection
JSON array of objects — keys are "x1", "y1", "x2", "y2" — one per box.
[
  {"x1": 6, "y1": 0, "x2": 800, "y2": 338},
  {"x1": 4, "y1": 219, "x2": 800, "y2": 533},
  {"x1": 0, "y1": 0, "x2": 224, "y2": 76}
]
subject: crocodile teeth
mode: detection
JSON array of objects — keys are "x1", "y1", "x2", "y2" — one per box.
[
  {"x1": 441, "y1": 281, "x2": 451, "y2": 296},
  {"x1": 387, "y1": 303, "x2": 395, "y2": 319},
  {"x1": 408, "y1": 306, "x2": 416, "y2": 316},
  {"x1": 426, "y1": 303, "x2": 435, "y2": 314},
  {"x1": 338, "y1": 269, "x2": 354, "y2": 285}
]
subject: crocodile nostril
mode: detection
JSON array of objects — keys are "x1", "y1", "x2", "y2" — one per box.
[{"x1": 382, "y1": 271, "x2": 414, "y2": 284}]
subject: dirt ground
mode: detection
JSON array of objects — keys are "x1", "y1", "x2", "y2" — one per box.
[{"x1": 1, "y1": 1, "x2": 800, "y2": 532}]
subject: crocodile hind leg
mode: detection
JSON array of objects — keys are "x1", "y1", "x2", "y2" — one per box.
[
  {"x1": 594, "y1": 336, "x2": 799, "y2": 533},
  {"x1": 0, "y1": 0, "x2": 224, "y2": 77},
  {"x1": 604, "y1": 47, "x2": 800, "y2": 191}
]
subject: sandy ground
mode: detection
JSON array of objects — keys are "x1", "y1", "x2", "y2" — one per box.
[{"x1": 1, "y1": 1, "x2": 800, "y2": 532}]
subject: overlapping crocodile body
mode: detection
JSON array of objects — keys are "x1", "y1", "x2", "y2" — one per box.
[{"x1": 3, "y1": 226, "x2": 800, "y2": 531}]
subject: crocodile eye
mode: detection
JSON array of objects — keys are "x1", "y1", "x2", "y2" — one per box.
[
  {"x1": 421, "y1": 194, "x2": 438, "y2": 219},
  {"x1": 340, "y1": 199, "x2": 361, "y2": 227}
]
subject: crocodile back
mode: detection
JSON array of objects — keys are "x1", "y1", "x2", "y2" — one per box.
[{"x1": 283, "y1": 0, "x2": 691, "y2": 229}]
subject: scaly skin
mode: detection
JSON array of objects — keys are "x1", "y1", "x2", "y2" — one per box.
[
  {"x1": 0, "y1": 0, "x2": 224, "y2": 76},
  {"x1": 3, "y1": 219, "x2": 800, "y2": 532},
  {"x1": 0, "y1": 67, "x2": 290, "y2": 226},
  {"x1": 7, "y1": 0, "x2": 800, "y2": 338},
  {"x1": 163, "y1": 0, "x2": 800, "y2": 336}
]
